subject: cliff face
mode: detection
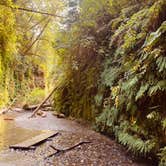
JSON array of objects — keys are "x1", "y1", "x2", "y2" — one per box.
[{"x1": 54, "y1": 0, "x2": 166, "y2": 164}]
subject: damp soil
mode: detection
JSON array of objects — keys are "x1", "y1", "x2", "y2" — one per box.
[{"x1": 0, "y1": 111, "x2": 157, "y2": 166}]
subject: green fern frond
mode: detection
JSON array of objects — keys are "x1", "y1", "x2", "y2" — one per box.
[
  {"x1": 96, "y1": 107, "x2": 119, "y2": 132},
  {"x1": 94, "y1": 93, "x2": 103, "y2": 107},
  {"x1": 143, "y1": 21, "x2": 166, "y2": 48},
  {"x1": 146, "y1": 111, "x2": 161, "y2": 122},
  {"x1": 158, "y1": 147, "x2": 166, "y2": 166},
  {"x1": 135, "y1": 83, "x2": 149, "y2": 101},
  {"x1": 101, "y1": 67, "x2": 120, "y2": 87},
  {"x1": 156, "y1": 56, "x2": 166, "y2": 73},
  {"x1": 117, "y1": 131, "x2": 156, "y2": 156},
  {"x1": 161, "y1": 119, "x2": 166, "y2": 130},
  {"x1": 148, "y1": 80, "x2": 166, "y2": 96},
  {"x1": 122, "y1": 76, "x2": 138, "y2": 91}
]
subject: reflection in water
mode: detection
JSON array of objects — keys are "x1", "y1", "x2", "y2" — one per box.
[{"x1": 0, "y1": 114, "x2": 42, "y2": 151}]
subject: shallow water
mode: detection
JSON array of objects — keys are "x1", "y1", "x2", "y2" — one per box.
[{"x1": 0, "y1": 113, "x2": 42, "y2": 151}]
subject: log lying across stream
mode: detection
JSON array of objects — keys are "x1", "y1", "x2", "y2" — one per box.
[
  {"x1": 29, "y1": 85, "x2": 64, "y2": 118},
  {"x1": 23, "y1": 103, "x2": 52, "y2": 111}
]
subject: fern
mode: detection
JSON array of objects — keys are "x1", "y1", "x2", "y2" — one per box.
[
  {"x1": 94, "y1": 93, "x2": 103, "y2": 107},
  {"x1": 158, "y1": 147, "x2": 166, "y2": 166},
  {"x1": 135, "y1": 83, "x2": 149, "y2": 101},
  {"x1": 143, "y1": 21, "x2": 166, "y2": 48},
  {"x1": 101, "y1": 67, "x2": 120, "y2": 87},
  {"x1": 117, "y1": 131, "x2": 156, "y2": 156},
  {"x1": 161, "y1": 119, "x2": 166, "y2": 130},
  {"x1": 96, "y1": 107, "x2": 119, "y2": 133},
  {"x1": 122, "y1": 76, "x2": 138, "y2": 91},
  {"x1": 148, "y1": 80, "x2": 166, "y2": 96},
  {"x1": 156, "y1": 56, "x2": 166, "y2": 73},
  {"x1": 146, "y1": 111, "x2": 161, "y2": 122}
]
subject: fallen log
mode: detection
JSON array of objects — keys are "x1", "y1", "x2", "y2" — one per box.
[
  {"x1": 23, "y1": 103, "x2": 51, "y2": 111},
  {"x1": 4, "y1": 118, "x2": 14, "y2": 121},
  {"x1": 29, "y1": 85, "x2": 64, "y2": 118},
  {"x1": 45, "y1": 141, "x2": 91, "y2": 159},
  {"x1": 10, "y1": 131, "x2": 59, "y2": 150}
]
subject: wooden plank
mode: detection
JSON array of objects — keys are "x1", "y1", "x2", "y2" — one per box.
[{"x1": 10, "y1": 131, "x2": 58, "y2": 149}]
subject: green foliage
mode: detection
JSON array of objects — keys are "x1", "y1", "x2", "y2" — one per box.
[
  {"x1": 135, "y1": 84, "x2": 149, "y2": 101},
  {"x1": 158, "y1": 147, "x2": 166, "y2": 166},
  {"x1": 156, "y1": 56, "x2": 166, "y2": 73},
  {"x1": 96, "y1": 107, "x2": 119, "y2": 133},
  {"x1": 0, "y1": 0, "x2": 16, "y2": 107},
  {"x1": 53, "y1": 0, "x2": 166, "y2": 164},
  {"x1": 23, "y1": 88, "x2": 45, "y2": 105},
  {"x1": 117, "y1": 131, "x2": 156, "y2": 156}
]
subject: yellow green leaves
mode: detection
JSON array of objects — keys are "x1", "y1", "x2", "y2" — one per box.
[
  {"x1": 111, "y1": 86, "x2": 120, "y2": 98},
  {"x1": 0, "y1": 1, "x2": 16, "y2": 107}
]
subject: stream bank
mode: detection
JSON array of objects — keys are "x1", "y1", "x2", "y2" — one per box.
[{"x1": 0, "y1": 111, "x2": 155, "y2": 166}]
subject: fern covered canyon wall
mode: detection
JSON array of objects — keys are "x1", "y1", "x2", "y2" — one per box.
[{"x1": 53, "y1": 0, "x2": 166, "y2": 164}]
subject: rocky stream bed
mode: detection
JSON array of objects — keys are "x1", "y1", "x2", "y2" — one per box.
[{"x1": 0, "y1": 111, "x2": 156, "y2": 166}]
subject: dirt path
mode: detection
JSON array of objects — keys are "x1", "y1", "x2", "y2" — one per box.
[{"x1": 0, "y1": 112, "x2": 155, "y2": 166}]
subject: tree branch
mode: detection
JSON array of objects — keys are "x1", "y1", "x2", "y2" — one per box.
[
  {"x1": 16, "y1": 7, "x2": 65, "y2": 18},
  {"x1": 28, "y1": 17, "x2": 47, "y2": 30},
  {"x1": 0, "y1": 4, "x2": 66, "y2": 18},
  {"x1": 22, "y1": 18, "x2": 51, "y2": 55},
  {"x1": 45, "y1": 141, "x2": 91, "y2": 159}
]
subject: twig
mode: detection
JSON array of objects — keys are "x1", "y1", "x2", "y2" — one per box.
[
  {"x1": 45, "y1": 141, "x2": 91, "y2": 159},
  {"x1": 6, "y1": 98, "x2": 17, "y2": 112}
]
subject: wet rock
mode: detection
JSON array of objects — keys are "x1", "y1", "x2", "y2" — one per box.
[{"x1": 52, "y1": 112, "x2": 66, "y2": 118}]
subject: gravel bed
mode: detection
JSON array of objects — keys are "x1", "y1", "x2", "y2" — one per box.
[{"x1": 0, "y1": 112, "x2": 154, "y2": 166}]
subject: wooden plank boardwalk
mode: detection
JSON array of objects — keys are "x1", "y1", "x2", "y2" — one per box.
[{"x1": 10, "y1": 131, "x2": 58, "y2": 149}]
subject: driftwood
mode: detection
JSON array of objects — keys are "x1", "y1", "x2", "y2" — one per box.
[
  {"x1": 4, "y1": 118, "x2": 14, "y2": 121},
  {"x1": 29, "y1": 86, "x2": 63, "y2": 118},
  {"x1": 0, "y1": 98, "x2": 17, "y2": 115},
  {"x1": 10, "y1": 131, "x2": 59, "y2": 150},
  {"x1": 45, "y1": 141, "x2": 91, "y2": 159}
]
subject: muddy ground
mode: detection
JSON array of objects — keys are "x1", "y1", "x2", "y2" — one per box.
[{"x1": 0, "y1": 111, "x2": 156, "y2": 166}]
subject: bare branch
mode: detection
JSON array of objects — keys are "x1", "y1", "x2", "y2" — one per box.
[
  {"x1": 16, "y1": 7, "x2": 65, "y2": 18},
  {"x1": 22, "y1": 18, "x2": 51, "y2": 55},
  {"x1": 28, "y1": 17, "x2": 47, "y2": 30},
  {"x1": 0, "y1": 4, "x2": 66, "y2": 18}
]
